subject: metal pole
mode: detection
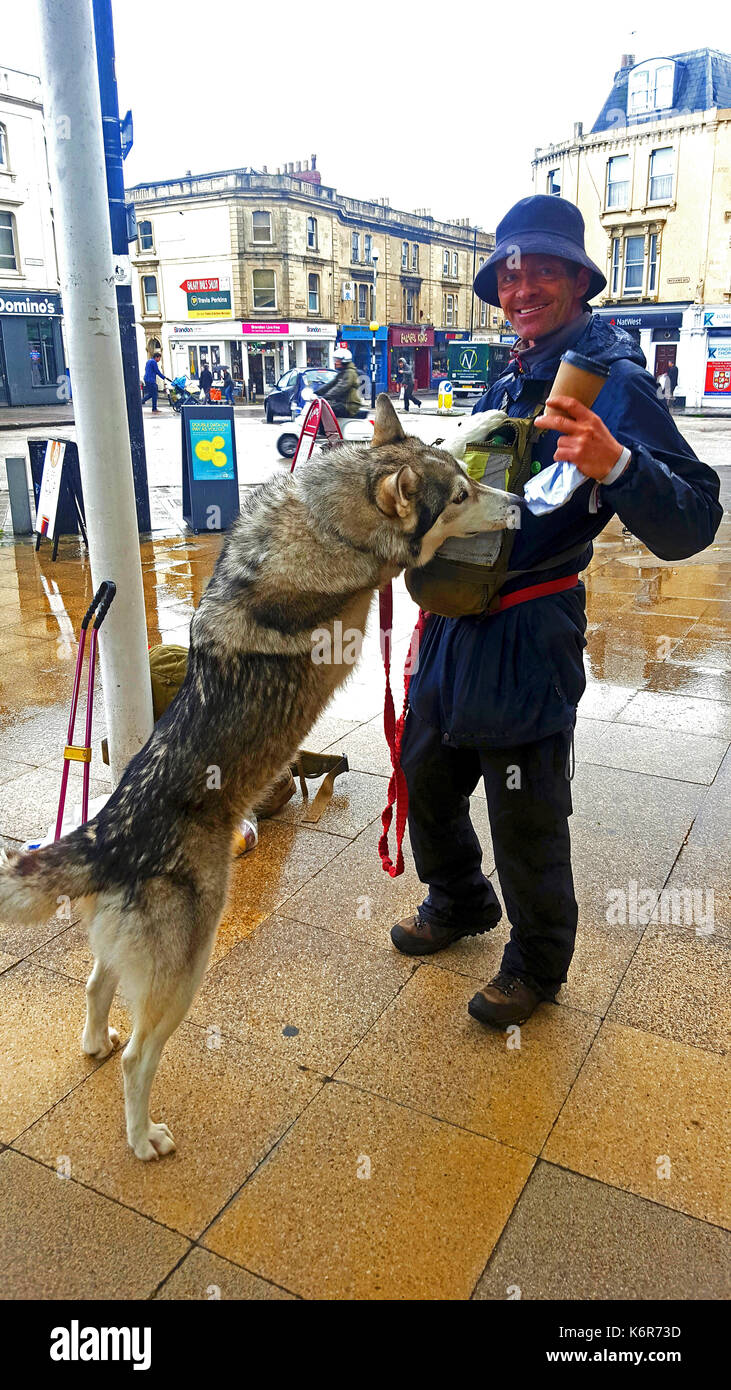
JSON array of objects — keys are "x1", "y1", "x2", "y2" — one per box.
[
  {"x1": 38, "y1": 0, "x2": 154, "y2": 783},
  {"x1": 92, "y1": 0, "x2": 150, "y2": 533},
  {"x1": 470, "y1": 225, "x2": 477, "y2": 338}
]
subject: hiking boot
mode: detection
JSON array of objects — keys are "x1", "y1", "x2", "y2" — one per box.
[
  {"x1": 468, "y1": 971, "x2": 543, "y2": 1027},
  {"x1": 254, "y1": 767, "x2": 296, "y2": 818},
  {"x1": 390, "y1": 905, "x2": 501, "y2": 957}
]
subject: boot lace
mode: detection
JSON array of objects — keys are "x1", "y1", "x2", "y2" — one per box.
[{"x1": 489, "y1": 970, "x2": 521, "y2": 997}]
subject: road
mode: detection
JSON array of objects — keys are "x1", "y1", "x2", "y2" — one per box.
[{"x1": 1, "y1": 403, "x2": 729, "y2": 532}]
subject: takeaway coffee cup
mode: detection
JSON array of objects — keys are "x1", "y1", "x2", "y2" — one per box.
[{"x1": 550, "y1": 350, "x2": 610, "y2": 409}]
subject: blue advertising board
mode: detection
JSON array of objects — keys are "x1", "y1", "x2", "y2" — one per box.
[{"x1": 181, "y1": 405, "x2": 239, "y2": 532}]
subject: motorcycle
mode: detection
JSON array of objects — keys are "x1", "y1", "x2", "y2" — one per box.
[
  {"x1": 168, "y1": 375, "x2": 203, "y2": 413},
  {"x1": 275, "y1": 388, "x2": 374, "y2": 459}
]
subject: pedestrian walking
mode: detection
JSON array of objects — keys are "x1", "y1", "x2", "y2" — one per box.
[
  {"x1": 199, "y1": 361, "x2": 213, "y2": 403},
  {"x1": 667, "y1": 361, "x2": 679, "y2": 397},
  {"x1": 657, "y1": 370, "x2": 672, "y2": 405},
  {"x1": 141, "y1": 351, "x2": 167, "y2": 413},
  {"x1": 222, "y1": 367, "x2": 235, "y2": 406},
  {"x1": 398, "y1": 356, "x2": 421, "y2": 411},
  {"x1": 393, "y1": 194, "x2": 721, "y2": 1028}
]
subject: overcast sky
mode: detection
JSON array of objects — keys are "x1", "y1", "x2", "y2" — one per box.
[{"x1": 5, "y1": 1, "x2": 731, "y2": 231}]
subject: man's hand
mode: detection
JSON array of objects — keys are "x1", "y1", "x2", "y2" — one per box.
[{"x1": 534, "y1": 394, "x2": 624, "y2": 480}]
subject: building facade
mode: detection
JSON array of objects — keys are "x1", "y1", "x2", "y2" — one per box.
[
  {"x1": 0, "y1": 66, "x2": 64, "y2": 407},
  {"x1": 129, "y1": 159, "x2": 503, "y2": 398},
  {"x1": 532, "y1": 48, "x2": 731, "y2": 410}
]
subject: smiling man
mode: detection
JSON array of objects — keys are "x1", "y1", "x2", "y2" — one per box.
[{"x1": 391, "y1": 195, "x2": 722, "y2": 1027}]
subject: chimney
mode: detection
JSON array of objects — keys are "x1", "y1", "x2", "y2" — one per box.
[
  {"x1": 620, "y1": 53, "x2": 635, "y2": 68},
  {"x1": 296, "y1": 160, "x2": 301, "y2": 172},
  {"x1": 262, "y1": 164, "x2": 268, "y2": 173},
  {"x1": 288, "y1": 162, "x2": 294, "y2": 174},
  {"x1": 573, "y1": 121, "x2": 583, "y2": 141},
  {"x1": 311, "y1": 154, "x2": 317, "y2": 170}
]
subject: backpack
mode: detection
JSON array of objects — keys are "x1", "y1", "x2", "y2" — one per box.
[{"x1": 406, "y1": 400, "x2": 588, "y2": 618}]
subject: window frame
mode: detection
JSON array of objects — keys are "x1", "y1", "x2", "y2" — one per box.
[
  {"x1": 137, "y1": 219, "x2": 154, "y2": 253},
  {"x1": 0, "y1": 209, "x2": 18, "y2": 272},
  {"x1": 611, "y1": 237, "x2": 621, "y2": 296},
  {"x1": 411, "y1": 242, "x2": 419, "y2": 271},
  {"x1": 648, "y1": 233, "x2": 658, "y2": 294},
  {"x1": 622, "y1": 235, "x2": 645, "y2": 296},
  {"x1": 648, "y1": 147, "x2": 673, "y2": 204},
  {"x1": 357, "y1": 282, "x2": 369, "y2": 321},
  {"x1": 443, "y1": 248, "x2": 450, "y2": 275},
  {"x1": 351, "y1": 231, "x2": 360, "y2": 263},
  {"x1": 401, "y1": 240, "x2": 409, "y2": 271},
  {"x1": 0, "y1": 124, "x2": 9, "y2": 169},
  {"x1": 308, "y1": 272, "x2": 320, "y2": 314},
  {"x1": 452, "y1": 251, "x2": 458, "y2": 278},
  {"x1": 480, "y1": 301, "x2": 487, "y2": 328},
  {"x1": 252, "y1": 268, "x2": 277, "y2": 310},
  {"x1": 252, "y1": 210, "x2": 273, "y2": 244},
  {"x1": 141, "y1": 274, "x2": 159, "y2": 315},
  {"x1": 364, "y1": 233, "x2": 372, "y2": 264},
  {"x1": 307, "y1": 216, "x2": 318, "y2": 250},
  {"x1": 443, "y1": 293, "x2": 454, "y2": 327},
  {"x1": 547, "y1": 167, "x2": 561, "y2": 196},
  {"x1": 27, "y1": 317, "x2": 57, "y2": 388},
  {"x1": 606, "y1": 154, "x2": 631, "y2": 210}
]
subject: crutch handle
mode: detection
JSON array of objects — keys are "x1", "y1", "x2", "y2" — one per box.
[{"x1": 80, "y1": 580, "x2": 117, "y2": 630}]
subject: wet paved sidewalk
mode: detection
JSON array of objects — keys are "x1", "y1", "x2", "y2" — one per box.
[{"x1": 0, "y1": 511, "x2": 729, "y2": 1301}]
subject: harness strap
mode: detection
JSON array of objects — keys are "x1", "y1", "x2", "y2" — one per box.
[
  {"x1": 377, "y1": 591, "x2": 426, "y2": 878},
  {"x1": 489, "y1": 573, "x2": 579, "y2": 613}
]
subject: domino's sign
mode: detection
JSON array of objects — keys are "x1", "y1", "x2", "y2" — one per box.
[{"x1": 0, "y1": 290, "x2": 63, "y2": 316}]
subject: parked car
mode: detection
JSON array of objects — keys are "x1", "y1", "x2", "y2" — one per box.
[{"x1": 264, "y1": 367, "x2": 335, "y2": 422}]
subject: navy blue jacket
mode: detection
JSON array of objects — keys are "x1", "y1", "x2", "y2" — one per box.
[{"x1": 408, "y1": 313, "x2": 722, "y2": 749}]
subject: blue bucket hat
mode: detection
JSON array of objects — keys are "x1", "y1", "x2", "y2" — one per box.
[{"x1": 474, "y1": 195, "x2": 606, "y2": 307}]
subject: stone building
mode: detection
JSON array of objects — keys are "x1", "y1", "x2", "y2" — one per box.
[
  {"x1": 532, "y1": 48, "x2": 731, "y2": 410},
  {"x1": 0, "y1": 65, "x2": 64, "y2": 407},
  {"x1": 129, "y1": 158, "x2": 503, "y2": 397}
]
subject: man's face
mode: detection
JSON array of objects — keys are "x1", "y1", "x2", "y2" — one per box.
[{"x1": 495, "y1": 253, "x2": 591, "y2": 344}]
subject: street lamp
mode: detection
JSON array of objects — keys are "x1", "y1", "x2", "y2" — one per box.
[{"x1": 370, "y1": 248, "x2": 380, "y2": 408}]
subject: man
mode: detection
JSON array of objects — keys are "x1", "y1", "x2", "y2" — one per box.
[
  {"x1": 199, "y1": 360, "x2": 213, "y2": 403},
  {"x1": 399, "y1": 356, "x2": 422, "y2": 412},
  {"x1": 317, "y1": 348, "x2": 362, "y2": 418},
  {"x1": 667, "y1": 360, "x2": 679, "y2": 398},
  {"x1": 391, "y1": 195, "x2": 721, "y2": 1026},
  {"x1": 142, "y1": 351, "x2": 166, "y2": 413}
]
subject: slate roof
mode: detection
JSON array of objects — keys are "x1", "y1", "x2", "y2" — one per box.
[{"x1": 592, "y1": 48, "x2": 731, "y2": 132}]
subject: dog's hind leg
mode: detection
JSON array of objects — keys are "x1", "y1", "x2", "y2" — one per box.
[{"x1": 82, "y1": 957, "x2": 120, "y2": 1059}]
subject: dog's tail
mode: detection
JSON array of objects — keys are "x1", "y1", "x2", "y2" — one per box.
[{"x1": 0, "y1": 832, "x2": 96, "y2": 925}]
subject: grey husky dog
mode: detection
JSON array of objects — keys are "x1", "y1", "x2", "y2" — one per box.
[{"x1": 0, "y1": 396, "x2": 517, "y2": 1160}]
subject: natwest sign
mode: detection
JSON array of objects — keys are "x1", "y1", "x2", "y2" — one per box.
[
  {"x1": 180, "y1": 277, "x2": 220, "y2": 293},
  {"x1": 241, "y1": 322, "x2": 289, "y2": 335}
]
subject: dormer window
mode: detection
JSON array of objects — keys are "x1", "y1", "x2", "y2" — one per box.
[{"x1": 627, "y1": 59, "x2": 675, "y2": 116}]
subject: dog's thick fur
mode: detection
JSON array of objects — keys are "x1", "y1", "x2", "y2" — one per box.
[{"x1": 0, "y1": 396, "x2": 517, "y2": 1159}]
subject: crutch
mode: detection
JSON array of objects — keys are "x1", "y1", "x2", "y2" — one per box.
[{"x1": 54, "y1": 580, "x2": 116, "y2": 840}]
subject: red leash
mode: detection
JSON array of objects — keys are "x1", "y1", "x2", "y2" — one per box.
[{"x1": 377, "y1": 573, "x2": 580, "y2": 876}]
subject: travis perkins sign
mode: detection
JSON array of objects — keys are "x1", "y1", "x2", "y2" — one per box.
[{"x1": 0, "y1": 290, "x2": 63, "y2": 316}]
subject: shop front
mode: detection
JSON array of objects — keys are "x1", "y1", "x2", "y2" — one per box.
[
  {"x1": 167, "y1": 320, "x2": 336, "y2": 399},
  {"x1": 701, "y1": 308, "x2": 731, "y2": 412},
  {"x1": 388, "y1": 325, "x2": 434, "y2": 393},
  {"x1": 431, "y1": 330, "x2": 468, "y2": 388},
  {"x1": 336, "y1": 324, "x2": 388, "y2": 397},
  {"x1": 0, "y1": 289, "x2": 64, "y2": 407}
]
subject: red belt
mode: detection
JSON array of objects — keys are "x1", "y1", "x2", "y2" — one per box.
[{"x1": 490, "y1": 573, "x2": 579, "y2": 613}]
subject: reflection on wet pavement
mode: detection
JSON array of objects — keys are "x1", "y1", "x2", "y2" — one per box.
[{"x1": 0, "y1": 508, "x2": 729, "y2": 1300}]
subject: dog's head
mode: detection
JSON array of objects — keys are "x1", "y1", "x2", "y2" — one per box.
[{"x1": 368, "y1": 394, "x2": 521, "y2": 566}]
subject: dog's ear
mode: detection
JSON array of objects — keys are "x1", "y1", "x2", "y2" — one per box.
[
  {"x1": 371, "y1": 393, "x2": 406, "y2": 448},
  {"x1": 377, "y1": 464, "x2": 420, "y2": 518}
]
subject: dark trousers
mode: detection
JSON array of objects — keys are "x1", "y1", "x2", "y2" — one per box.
[
  {"x1": 223, "y1": 383, "x2": 234, "y2": 405},
  {"x1": 401, "y1": 709, "x2": 578, "y2": 995},
  {"x1": 141, "y1": 381, "x2": 158, "y2": 409},
  {"x1": 403, "y1": 384, "x2": 421, "y2": 411}
]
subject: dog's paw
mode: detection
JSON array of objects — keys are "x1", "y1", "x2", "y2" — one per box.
[
  {"x1": 82, "y1": 1026, "x2": 120, "y2": 1059},
  {"x1": 132, "y1": 1122, "x2": 176, "y2": 1161}
]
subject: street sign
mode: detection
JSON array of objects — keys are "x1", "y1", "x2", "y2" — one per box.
[
  {"x1": 119, "y1": 108, "x2": 133, "y2": 159},
  {"x1": 180, "y1": 278, "x2": 220, "y2": 293}
]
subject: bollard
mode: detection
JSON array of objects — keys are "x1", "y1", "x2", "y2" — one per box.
[
  {"x1": 6, "y1": 456, "x2": 33, "y2": 535},
  {"x1": 437, "y1": 380, "x2": 454, "y2": 414}
]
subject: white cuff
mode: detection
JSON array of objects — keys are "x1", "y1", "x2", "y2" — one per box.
[{"x1": 603, "y1": 446, "x2": 632, "y2": 487}]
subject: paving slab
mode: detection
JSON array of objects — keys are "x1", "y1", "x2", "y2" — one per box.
[
  {"x1": 337, "y1": 964, "x2": 600, "y2": 1153},
  {"x1": 0, "y1": 1150, "x2": 188, "y2": 1300},
  {"x1": 544, "y1": 1021, "x2": 731, "y2": 1228},
  {"x1": 17, "y1": 1022, "x2": 323, "y2": 1239},
  {"x1": 0, "y1": 961, "x2": 128, "y2": 1142},
  {"x1": 190, "y1": 913, "x2": 413, "y2": 1072},
  {"x1": 156, "y1": 1246, "x2": 295, "y2": 1300},
  {"x1": 474, "y1": 1161, "x2": 731, "y2": 1301},
  {"x1": 204, "y1": 1081, "x2": 534, "y2": 1301},
  {"x1": 608, "y1": 925, "x2": 731, "y2": 1053}
]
